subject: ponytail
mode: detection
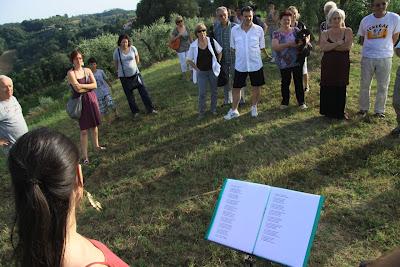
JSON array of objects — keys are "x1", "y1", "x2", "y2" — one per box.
[{"x1": 8, "y1": 128, "x2": 79, "y2": 267}]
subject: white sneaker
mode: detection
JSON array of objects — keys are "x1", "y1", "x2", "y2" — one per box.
[
  {"x1": 251, "y1": 105, "x2": 258, "y2": 117},
  {"x1": 299, "y1": 104, "x2": 308, "y2": 110},
  {"x1": 224, "y1": 109, "x2": 240, "y2": 120}
]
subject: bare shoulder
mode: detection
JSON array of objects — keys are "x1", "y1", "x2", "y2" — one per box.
[
  {"x1": 84, "y1": 67, "x2": 93, "y2": 75},
  {"x1": 345, "y1": 27, "x2": 353, "y2": 34}
]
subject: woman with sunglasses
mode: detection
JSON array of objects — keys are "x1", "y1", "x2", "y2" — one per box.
[
  {"x1": 357, "y1": 0, "x2": 400, "y2": 118},
  {"x1": 170, "y1": 16, "x2": 193, "y2": 81},
  {"x1": 8, "y1": 128, "x2": 129, "y2": 267},
  {"x1": 187, "y1": 23, "x2": 222, "y2": 119}
]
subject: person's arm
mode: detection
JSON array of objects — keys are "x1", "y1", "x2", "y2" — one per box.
[
  {"x1": 319, "y1": 31, "x2": 344, "y2": 52},
  {"x1": 393, "y1": 32, "x2": 400, "y2": 46},
  {"x1": 0, "y1": 138, "x2": 10, "y2": 147},
  {"x1": 335, "y1": 28, "x2": 354, "y2": 51},
  {"x1": 214, "y1": 39, "x2": 223, "y2": 62},
  {"x1": 81, "y1": 68, "x2": 97, "y2": 90},
  {"x1": 272, "y1": 33, "x2": 297, "y2": 52},
  {"x1": 102, "y1": 70, "x2": 113, "y2": 88},
  {"x1": 67, "y1": 70, "x2": 86, "y2": 93}
]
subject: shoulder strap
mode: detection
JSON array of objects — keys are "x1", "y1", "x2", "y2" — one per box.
[
  {"x1": 209, "y1": 38, "x2": 219, "y2": 62},
  {"x1": 117, "y1": 48, "x2": 126, "y2": 77}
]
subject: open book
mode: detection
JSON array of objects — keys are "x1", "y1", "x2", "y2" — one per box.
[{"x1": 205, "y1": 179, "x2": 324, "y2": 267}]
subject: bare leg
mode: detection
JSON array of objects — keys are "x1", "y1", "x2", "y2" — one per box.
[
  {"x1": 303, "y1": 73, "x2": 309, "y2": 89},
  {"x1": 252, "y1": 86, "x2": 261, "y2": 106},
  {"x1": 90, "y1": 127, "x2": 100, "y2": 148},
  {"x1": 80, "y1": 129, "x2": 89, "y2": 161},
  {"x1": 232, "y1": 88, "x2": 241, "y2": 111}
]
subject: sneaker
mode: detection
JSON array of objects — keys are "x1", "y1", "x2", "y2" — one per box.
[
  {"x1": 133, "y1": 112, "x2": 140, "y2": 118},
  {"x1": 280, "y1": 104, "x2": 289, "y2": 110},
  {"x1": 211, "y1": 111, "x2": 218, "y2": 116},
  {"x1": 270, "y1": 58, "x2": 276, "y2": 63},
  {"x1": 304, "y1": 87, "x2": 310, "y2": 93},
  {"x1": 357, "y1": 110, "x2": 368, "y2": 117},
  {"x1": 197, "y1": 113, "x2": 205, "y2": 120},
  {"x1": 299, "y1": 104, "x2": 308, "y2": 110},
  {"x1": 251, "y1": 105, "x2": 258, "y2": 117},
  {"x1": 374, "y1": 113, "x2": 385, "y2": 118},
  {"x1": 224, "y1": 109, "x2": 240, "y2": 120},
  {"x1": 148, "y1": 109, "x2": 158, "y2": 114},
  {"x1": 390, "y1": 126, "x2": 400, "y2": 136}
]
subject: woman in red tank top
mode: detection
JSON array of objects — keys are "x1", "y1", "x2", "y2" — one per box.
[{"x1": 8, "y1": 128, "x2": 129, "y2": 267}]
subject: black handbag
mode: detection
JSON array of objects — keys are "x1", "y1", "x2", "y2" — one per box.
[{"x1": 210, "y1": 38, "x2": 228, "y2": 87}]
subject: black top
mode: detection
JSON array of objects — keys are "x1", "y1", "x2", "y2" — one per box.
[{"x1": 197, "y1": 47, "x2": 212, "y2": 71}]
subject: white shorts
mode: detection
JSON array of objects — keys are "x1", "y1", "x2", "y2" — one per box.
[{"x1": 177, "y1": 51, "x2": 188, "y2": 72}]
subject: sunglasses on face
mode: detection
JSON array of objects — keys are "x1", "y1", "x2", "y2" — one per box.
[
  {"x1": 176, "y1": 20, "x2": 183, "y2": 24},
  {"x1": 374, "y1": 2, "x2": 387, "y2": 7},
  {"x1": 197, "y1": 29, "x2": 206, "y2": 33}
]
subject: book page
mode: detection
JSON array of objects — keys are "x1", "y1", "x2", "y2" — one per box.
[
  {"x1": 206, "y1": 179, "x2": 271, "y2": 254},
  {"x1": 253, "y1": 187, "x2": 322, "y2": 267}
]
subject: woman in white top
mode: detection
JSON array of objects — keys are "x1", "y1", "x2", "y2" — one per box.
[{"x1": 187, "y1": 23, "x2": 222, "y2": 119}]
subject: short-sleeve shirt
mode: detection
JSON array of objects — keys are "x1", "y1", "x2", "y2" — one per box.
[
  {"x1": 113, "y1": 46, "x2": 139, "y2": 77},
  {"x1": 93, "y1": 69, "x2": 111, "y2": 98},
  {"x1": 273, "y1": 28, "x2": 299, "y2": 69},
  {"x1": 231, "y1": 24, "x2": 265, "y2": 72},
  {"x1": 357, "y1": 12, "x2": 400, "y2": 58},
  {"x1": 0, "y1": 96, "x2": 28, "y2": 154},
  {"x1": 172, "y1": 27, "x2": 191, "y2": 53}
]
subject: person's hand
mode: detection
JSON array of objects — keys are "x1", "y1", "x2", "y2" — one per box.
[
  {"x1": 289, "y1": 41, "x2": 298, "y2": 48},
  {"x1": 337, "y1": 40, "x2": 345, "y2": 46},
  {"x1": 0, "y1": 138, "x2": 10, "y2": 147}
]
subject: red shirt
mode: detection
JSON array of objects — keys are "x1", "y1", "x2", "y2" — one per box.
[{"x1": 85, "y1": 239, "x2": 129, "y2": 267}]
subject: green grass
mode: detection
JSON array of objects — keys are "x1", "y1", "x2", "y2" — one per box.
[{"x1": 1, "y1": 44, "x2": 400, "y2": 266}]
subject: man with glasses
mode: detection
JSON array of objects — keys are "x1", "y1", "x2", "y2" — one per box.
[
  {"x1": 357, "y1": 0, "x2": 400, "y2": 118},
  {"x1": 224, "y1": 6, "x2": 267, "y2": 120}
]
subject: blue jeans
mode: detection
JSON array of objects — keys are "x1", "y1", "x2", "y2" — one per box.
[{"x1": 197, "y1": 70, "x2": 218, "y2": 114}]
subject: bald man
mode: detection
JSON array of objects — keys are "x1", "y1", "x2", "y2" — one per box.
[{"x1": 0, "y1": 75, "x2": 28, "y2": 154}]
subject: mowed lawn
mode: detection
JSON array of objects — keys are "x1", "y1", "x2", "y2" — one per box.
[{"x1": 1, "y1": 45, "x2": 400, "y2": 266}]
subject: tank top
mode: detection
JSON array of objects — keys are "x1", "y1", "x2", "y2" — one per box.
[{"x1": 85, "y1": 239, "x2": 129, "y2": 267}]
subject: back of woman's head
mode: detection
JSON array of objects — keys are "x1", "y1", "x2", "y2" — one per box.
[{"x1": 8, "y1": 128, "x2": 79, "y2": 267}]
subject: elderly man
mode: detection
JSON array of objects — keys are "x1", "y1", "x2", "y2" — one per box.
[
  {"x1": 0, "y1": 75, "x2": 28, "y2": 154},
  {"x1": 357, "y1": 0, "x2": 400, "y2": 118},
  {"x1": 224, "y1": 6, "x2": 267, "y2": 120},
  {"x1": 214, "y1": 6, "x2": 237, "y2": 106}
]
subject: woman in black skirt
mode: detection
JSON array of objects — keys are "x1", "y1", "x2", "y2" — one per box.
[{"x1": 319, "y1": 8, "x2": 353, "y2": 119}]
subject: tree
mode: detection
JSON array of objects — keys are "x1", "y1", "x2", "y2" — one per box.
[{"x1": 136, "y1": 0, "x2": 199, "y2": 26}]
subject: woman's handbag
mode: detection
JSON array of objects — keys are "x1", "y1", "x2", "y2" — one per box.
[
  {"x1": 66, "y1": 95, "x2": 82, "y2": 120},
  {"x1": 169, "y1": 37, "x2": 180, "y2": 50}
]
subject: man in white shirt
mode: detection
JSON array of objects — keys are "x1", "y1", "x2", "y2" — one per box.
[
  {"x1": 357, "y1": 0, "x2": 400, "y2": 117},
  {"x1": 0, "y1": 75, "x2": 28, "y2": 154},
  {"x1": 224, "y1": 6, "x2": 267, "y2": 120}
]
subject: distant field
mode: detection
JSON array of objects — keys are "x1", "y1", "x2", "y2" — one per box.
[{"x1": 0, "y1": 50, "x2": 16, "y2": 74}]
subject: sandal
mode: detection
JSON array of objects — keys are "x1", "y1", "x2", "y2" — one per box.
[{"x1": 96, "y1": 146, "x2": 106, "y2": 151}]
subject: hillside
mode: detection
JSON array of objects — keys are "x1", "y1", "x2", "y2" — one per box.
[
  {"x1": 0, "y1": 45, "x2": 400, "y2": 266},
  {"x1": 0, "y1": 50, "x2": 16, "y2": 74}
]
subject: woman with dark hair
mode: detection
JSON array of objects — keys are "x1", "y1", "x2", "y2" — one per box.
[
  {"x1": 67, "y1": 50, "x2": 105, "y2": 165},
  {"x1": 113, "y1": 34, "x2": 157, "y2": 117},
  {"x1": 272, "y1": 11, "x2": 307, "y2": 109},
  {"x1": 8, "y1": 128, "x2": 129, "y2": 267}
]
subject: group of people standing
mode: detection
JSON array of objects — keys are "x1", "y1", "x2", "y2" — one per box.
[
  {"x1": 170, "y1": 0, "x2": 400, "y2": 131},
  {"x1": 67, "y1": 34, "x2": 157, "y2": 164}
]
